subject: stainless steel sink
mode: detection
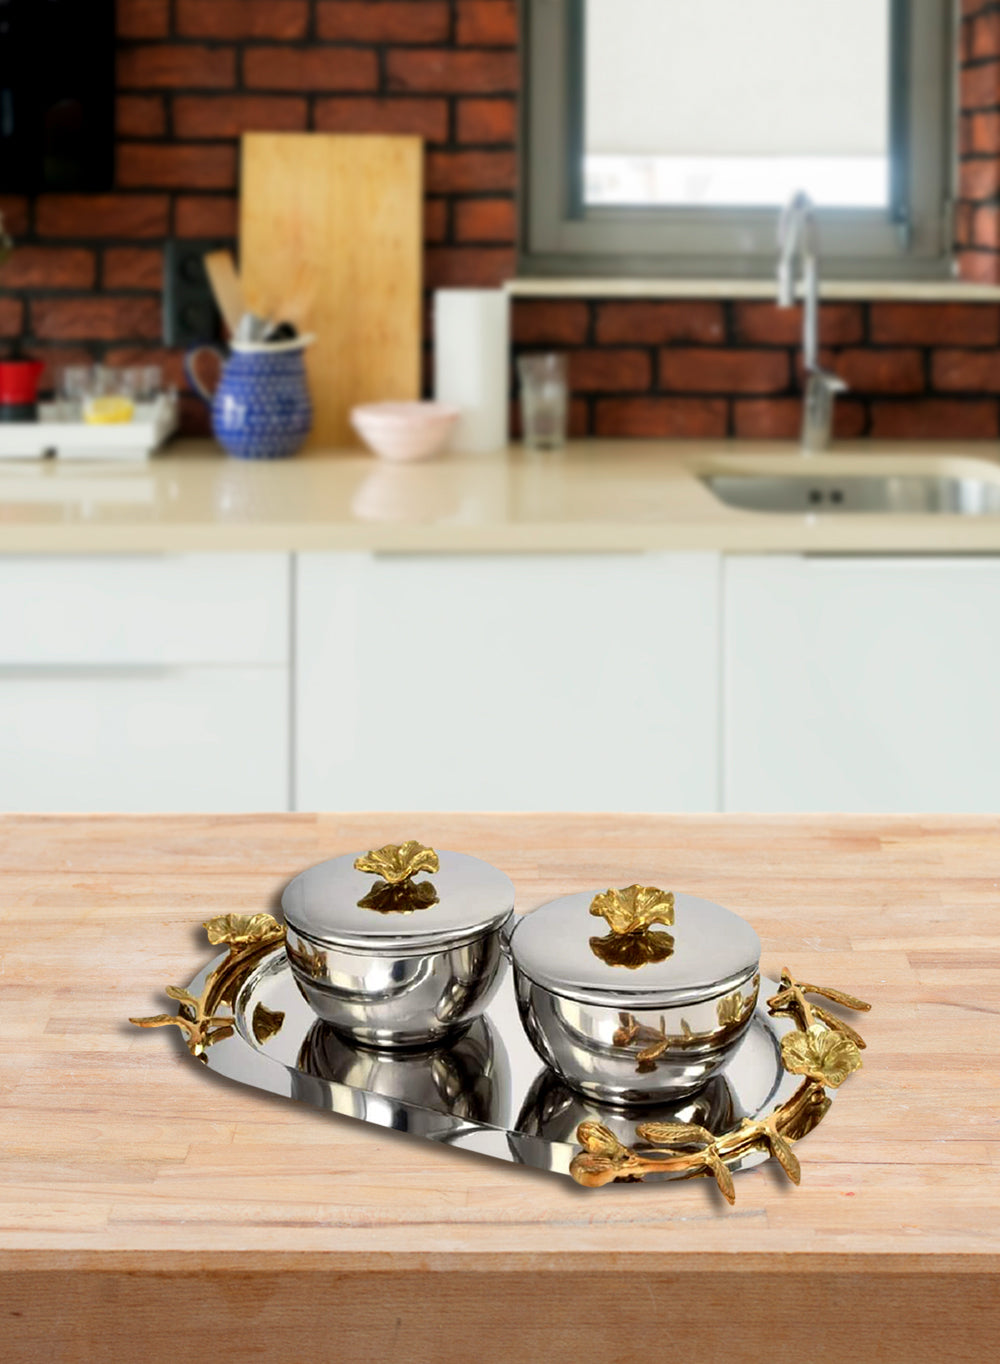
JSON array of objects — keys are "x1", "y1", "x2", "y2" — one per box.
[{"x1": 703, "y1": 472, "x2": 1000, "y2": 516}]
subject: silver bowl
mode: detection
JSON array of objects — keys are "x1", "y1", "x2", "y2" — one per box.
[
  {"x1": 513, "y1": 970, "x2": 758, "y2": 1105},
  {"x1": 508, "y1": 887, "x2": 761, "y2": 1106},
  {"x1": 282, "y1": 842, "x2": 515, "y2": 1050},
  {"x1": 286, "y1": 926, "x2": 508, "y2": 1049}
]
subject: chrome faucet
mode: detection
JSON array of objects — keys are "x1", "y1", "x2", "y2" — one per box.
[{"x1": 777, "y1": 191, "x2": 847, "y2": 453}]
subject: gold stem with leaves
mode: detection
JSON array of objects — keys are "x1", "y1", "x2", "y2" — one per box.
[
  {"x1": 570, "y1": 969, "x2": 870, "y2": 1200},
  {"x1": 130, "y1": 913, "x2": 286, "y2": 1058}
]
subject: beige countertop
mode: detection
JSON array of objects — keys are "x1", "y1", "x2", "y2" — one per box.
[{"x1": 3, "y1": 438, "x2": 1000, "y2": 553}]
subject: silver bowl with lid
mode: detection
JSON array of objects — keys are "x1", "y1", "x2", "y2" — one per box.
[
  {"x1": 507, "y1": 884, "x2": 760, "y2": 1105},
  {"x1": 282, "y1": 840, "x2": 515, "y2": 1049}
]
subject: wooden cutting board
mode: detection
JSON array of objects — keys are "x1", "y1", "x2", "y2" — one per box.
[{"x1": 240, "y1": 133, "x2": 423, "y2": 451}]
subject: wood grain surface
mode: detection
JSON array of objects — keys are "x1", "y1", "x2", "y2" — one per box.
[
  {"x1": 240, "y1": 133, "x2": 422, "y2": 450},
  {"x1": 1, "y1": 813, "x2": 998, "y2": 1362}
]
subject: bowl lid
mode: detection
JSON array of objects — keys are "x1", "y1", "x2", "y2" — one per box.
[
  {"x1": 508, "y1": 886, "x2": 760, "y2": 1008},
  {"x1": 281, "y1": 841, "x2": 515, "y2": 951}
]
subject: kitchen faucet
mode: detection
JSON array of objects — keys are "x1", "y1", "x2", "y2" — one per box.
[{"x1": 777, "y1": 191, "x2": 847, "y2": 453}]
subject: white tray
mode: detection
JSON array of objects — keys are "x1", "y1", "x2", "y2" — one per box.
[{"x1": 0, "y1": 394, "x2": 179, "y2": 461}]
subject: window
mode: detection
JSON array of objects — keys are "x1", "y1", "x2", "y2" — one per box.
[{"x1": 521, "y1": 0, "x2": 954, "y2": 278}]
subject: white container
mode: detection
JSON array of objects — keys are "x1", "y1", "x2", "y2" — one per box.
[
  {"x1": 434, "y1": 289, "x2": 510, "y2": 454},
  {"x1": 0, "y1": 394, "x2": 178, "y2": 462}
]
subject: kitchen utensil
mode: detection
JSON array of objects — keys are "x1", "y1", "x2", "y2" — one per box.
[
  {"x1": 350, "y1": 401, "x2": 460, "y2": 462},
  {"x1": 203, "y1": 250, "x2": 247, "y2": 336},
  {"x1": 240, "y1": 133, "x2": 422, "y2": 450},
  {"x1": 281, "y1": 840, "x2": 515, "y2": 1048},
  {"x1": 185, "y1": 334, "x2": 314, "y2": 460},
  {"x1": 507, "y1": 887, "x2": 761, "y2": 1105}
]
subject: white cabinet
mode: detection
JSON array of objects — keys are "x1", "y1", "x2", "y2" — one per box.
[
  {"x1": 0, "y1": 668, "x2": 287, "y2": 812},
  {"x1": 0, "y1": 554, "x2": 289, "y2": 665},
  {"x1": 724, "y1": 555, "x2": 1000, "y2": 812},
  {"x1": 296, "y1": 552, "x2": 721, "y2": 812},
  {"x1": 0, "y1": 554, "x2": 290, "y2": 812}
]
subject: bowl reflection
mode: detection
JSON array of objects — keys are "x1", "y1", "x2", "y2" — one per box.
[
  {"x1": 295, "y1": 1015, "x2": 509, "y2": 1126},
  {"x1": 515, "y1": 1064, "x2": 734, "y2": 1148}
]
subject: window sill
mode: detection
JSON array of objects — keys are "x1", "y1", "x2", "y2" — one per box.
[{"x1": 505, "y1": 277, "x2": 1000, "y2": 302}]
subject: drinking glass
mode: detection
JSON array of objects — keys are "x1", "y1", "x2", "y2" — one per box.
[
  {"x1": 124, "y1": 364, "x2": 163, "y2": 404},
  {"x1": 58, "y1": 365, "x2": 91, "y2": 421},
  {"x1": 83, "y1": 366, "x2": 137, "y2": 425},
  {"x1": 517, "y1": 353, "x2": 568, "y2": 451}
]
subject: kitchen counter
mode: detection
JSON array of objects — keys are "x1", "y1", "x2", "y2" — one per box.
[
  {"x1": 3, "y1": 439, "x2": 1000, "y2": 553},
  {"x1": 1, "y1": 812, "x2": 997, "y2": 1363}
]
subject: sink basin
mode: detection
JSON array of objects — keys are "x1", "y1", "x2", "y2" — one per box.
[{"x1": 703, "y1": 472, "x2": 1000, "y2": 516}]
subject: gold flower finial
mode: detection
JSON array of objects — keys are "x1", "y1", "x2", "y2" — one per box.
[
  {"x1": 589, "y1": 884, "x2": 675, "y2": 936},
  {"x1": 588, "y1": 885, "x2": 675, "y2": 969},
  {"x1": 354, "y1": 840, "x2": 439, "y2": 885}
]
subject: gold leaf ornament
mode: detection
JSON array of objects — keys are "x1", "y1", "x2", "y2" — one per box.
[
  {"x1": 636, "y1": 1121, "x2": 714, "y2": 1147},
  {"x1": 589, "y1": 884, "x2": 675, "y2": 936},
  {"x1": 781, "y1": 1023, "x2": 863, "y2": 1088},
  {"x1": 716, "y1": 990, "x2": 752, "y2": 1027},
  {"x1": 354, "y1": 840, "x2": 439, "y2": 885},
  {"x1": 577, "y1": 1121, "x2": 630, "y2": 1159}
]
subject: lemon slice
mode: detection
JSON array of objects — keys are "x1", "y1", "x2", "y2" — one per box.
[{"x1": 84, "y1": 395, "x2": 135, "y2": 425}]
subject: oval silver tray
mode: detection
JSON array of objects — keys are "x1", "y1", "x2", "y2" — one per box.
[{"x1": 158, "y1": 942, "x2": 823, "y2": 1186}]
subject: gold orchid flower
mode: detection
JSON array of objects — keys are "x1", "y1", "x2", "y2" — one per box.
[
  {"x1": 202, "y1": 912, "x2": 284, "y2": 948},
  {"x1": 781, "y1": 1023, "x2": 863, "y2": 1088}
]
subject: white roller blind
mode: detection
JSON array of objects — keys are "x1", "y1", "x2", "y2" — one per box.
[{"x1": 585, "y1": 0, "x2": 889, "y2": 158}]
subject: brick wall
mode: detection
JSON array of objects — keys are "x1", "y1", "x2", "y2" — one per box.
[
  {"x1": 957, "y1": 0, "x2": 1000, "y2": 283},
  {"x1": 0, "y1": 0, "x2": 998, "y2": 441}
]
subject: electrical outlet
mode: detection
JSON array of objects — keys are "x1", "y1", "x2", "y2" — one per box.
[{"x1": 163, "y1": 239, "x2": 226, "y2": 348}]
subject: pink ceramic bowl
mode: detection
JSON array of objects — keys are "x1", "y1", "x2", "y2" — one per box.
[{"x1": 350, "y1": 401, "x2": 460, "y2": 462}]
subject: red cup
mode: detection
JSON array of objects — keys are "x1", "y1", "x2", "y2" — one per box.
[{"x1": 0, "y1": 359, "x2": 44, "y2": 406}]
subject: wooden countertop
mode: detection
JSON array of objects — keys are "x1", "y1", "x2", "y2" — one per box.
[
  {"x1": 2, "y1": 813, "x2": 998, "y2": 1362},
  {"x1": 4, "y1": 440, "x2": 1000, "y2": 554}
]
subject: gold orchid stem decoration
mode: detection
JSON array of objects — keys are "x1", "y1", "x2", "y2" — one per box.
[
  {"x1": 571, "y1": 968, "x2": 871, "y2": 1199},
  {"x1": 130, "y1": 913, "x2": 286, "y2": 1059}
]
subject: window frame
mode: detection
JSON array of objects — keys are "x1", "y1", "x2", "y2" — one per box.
[{"x1": 519, "y1": 0, "x2": 956, "y2": 280}]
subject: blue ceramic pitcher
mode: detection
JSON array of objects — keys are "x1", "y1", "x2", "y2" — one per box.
[{"x1": 185, "y1": 335, "x2": 313, "y2": 459}]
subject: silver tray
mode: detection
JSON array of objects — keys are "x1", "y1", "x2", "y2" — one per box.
[{"x1": 132, "y1": 914, "x2": 870, "y2": 1193}]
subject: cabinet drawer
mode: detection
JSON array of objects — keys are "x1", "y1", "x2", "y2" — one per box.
[
  {"x1": 296, "y1": 551, "x2": 720, "y2": 812},
  {"x1": 0, "y1": 666, "x2": 288, "y2": 812},
  {"x1": 0, "y1": 554, "x2": 289, "y2": 665}
]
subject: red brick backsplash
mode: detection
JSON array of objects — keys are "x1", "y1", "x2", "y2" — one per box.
[
  {"x1": 958, "y1": 0, "x2": 1000, "y2": 283},
  {"x1": 0, "y1": 2, "x2": 995, "y2": 440},
  {"x1": 515, "y1": 298, "x2": 1000, "y2": 437},
  {"x1": 176, "y1": 1, "x2": 310, "y2": 41}
]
